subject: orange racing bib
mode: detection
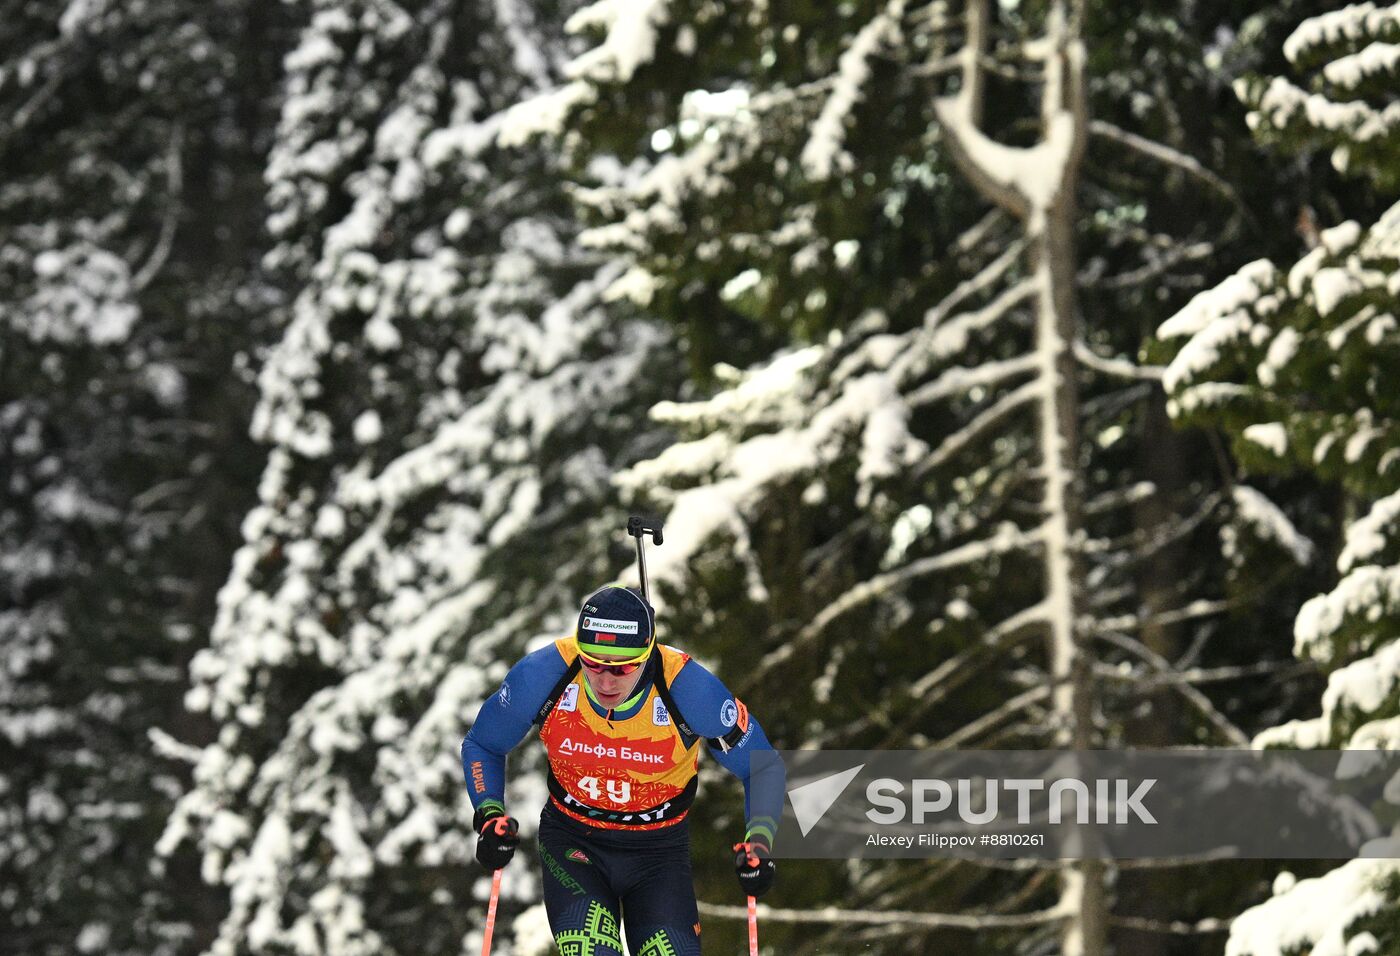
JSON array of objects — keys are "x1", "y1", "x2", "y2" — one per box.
[{"x1": 539, "y1": 639, "x2": 700, "y2": 830}]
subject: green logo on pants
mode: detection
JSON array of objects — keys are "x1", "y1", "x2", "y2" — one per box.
[
  {"x1": 637, "y1": 928, "x2": 679, "y2": 956},
  {"x1": 553, "y1": 901, "x2": 622, "y2": 956},
  {"x1": 538, "y1": 845, "x2": 587, "y2": 897}
]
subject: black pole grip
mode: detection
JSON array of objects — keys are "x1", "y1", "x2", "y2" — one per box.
[{"x1": 627, "y1": 514, "x2": 664, "y2": 546}]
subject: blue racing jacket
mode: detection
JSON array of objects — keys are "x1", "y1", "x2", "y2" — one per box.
[{"x1": 463, "y1": 639, "x2": 784, "y2": 845}]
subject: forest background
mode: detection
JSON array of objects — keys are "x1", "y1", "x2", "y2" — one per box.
[{"x1": 3, "y1": 0, "x2": 1399, "y2": 954}]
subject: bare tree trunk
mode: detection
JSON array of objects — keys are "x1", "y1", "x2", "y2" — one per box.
[
  {"x1": 1038, "y1": 133, "x2": 1108, "y2": 956},
  {"x1": 1114, "y1": 395, "x2": 1189, "y2": 956},
  {"x1": 934, "y1": 1, "x2": 1106, "y2": 953}
]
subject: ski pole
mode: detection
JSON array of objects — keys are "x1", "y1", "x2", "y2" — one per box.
[
  {"x1": 626, "y1": 514, "x2": 664, "y2": 603},
  {"x1": 480, "y1": 869, "x2": 503, "y2": 956},
  {"x1": 747, "y1": 894, "x2": 759, "y2": 956}
]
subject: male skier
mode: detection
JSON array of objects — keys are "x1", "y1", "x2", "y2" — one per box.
[{"x1": 462, "y1": 584, "x2": 784, "y2": 955}]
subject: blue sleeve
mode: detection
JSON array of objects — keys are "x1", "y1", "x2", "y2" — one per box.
[
  {"x1": 670, "y1": 658, "x2": 786, "y2": 849},
  {"x1": 461, "y1": 643, "x2": 568, "y2": 814}
]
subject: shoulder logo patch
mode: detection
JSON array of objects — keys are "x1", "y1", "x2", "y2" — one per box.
[
  {"x1": 498, "y1": 681, "x2": 511, "y2": 706},
  {"x1": 720, "y1": 699, "x2": 738, "y2": 728},
  {"x1": 559, "y1": 684, "x2": 579, "y2": 713},
  {"x1": 652, "y1": 698, "x2": 670, "y2": 726}
]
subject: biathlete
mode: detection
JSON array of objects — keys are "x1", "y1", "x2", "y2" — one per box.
[{"x1": 462, "y1": 584, "x2": 784, "y2": 955}]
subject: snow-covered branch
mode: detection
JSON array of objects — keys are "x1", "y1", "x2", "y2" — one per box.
[
  {"x1": 913, "y1": 277, "x2": 1037, "y2": 371},
  {"x1": 743, "y1": 525, "x2": 1044, "y2": 692},
  {"x1": 815, "y1": 602, "x2": 1050, "y2": 748},
  {"x1": 1095, "y1": 631, "x2": 1251, "y2": 745},
  {"x1": 1093, "y1": 659, "x2": 1307, "y2": 689},
  {"x1": 929, "y1": 684, "x2": 1052, "y2": 749},
  {"x1": 132, "y1": 126, "x2": 185, "y2": 292},
  {"x1": 802, "y1": 0, "x2": 906, "y2": 180},
  {"x1": 1089, "y1": 120, "x2": 1239, "y2": 204},
  {"x1": 932, "y1": 1, "x2": 1085, "y2": 225},
  {"x1": 914, "y1": 379, "x2": 1044, "y2": 476},
  {"x1": 1072, "y1": 340, "x2": 1162, "y2": 382},
  {"x1": 1083, "y1": 239, "x2": 1216, "y2": 292},
  {"x1": 1084, "y1": 482, "x2": 1156, "y2": 516},
  {"x1": 697, "y1": 900, "x2": 1067, "y2": 930},
  {"x1": 1109, "y1": 915, "x2": 1231, "y2": 935},
  {"x1": 1088, "y1": 598, "x2": 1232, "y2": 635},
  {"x1": 955, "y1": 209, "x2": 1012, "y2": 255},
  {"x1": 7, "y1": 67, "x2": 64, "y2": 137},
  {"x1": 919, "y1": 239, "x2": 1028, "y2": 334},
  {"x1": 1083, "y1": 492, "x2": 1223, "y2": 572}
]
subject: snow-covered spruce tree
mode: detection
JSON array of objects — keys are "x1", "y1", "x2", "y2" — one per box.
[
  {"x1": 0, "y1": 2, "x2": 277, "y2": 953},
  {"x1": 502, "y1": 1, "x2": 1317, "y2": 953},
  {"x1": 156, "y1": 2, "x2": 680, "y2": 955},
  {"x1": 1156, "y1": 4, "x2": 1400, "y2": 953}
]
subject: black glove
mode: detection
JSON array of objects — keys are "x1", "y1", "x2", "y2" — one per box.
[
  {"x1": 733, "y1": 841, "x2": 775, "y2": 899},
  {"x1": 474, "y1": 806, "x2": 520, "y2": 871}
]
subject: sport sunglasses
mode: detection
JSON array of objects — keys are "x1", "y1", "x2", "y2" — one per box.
[
  {"x1": 575, "y1": 637, "x2": 654, "y2": 675},
  {"x1": 577, "y1": 656, "x2": 646, "y2": 677}
]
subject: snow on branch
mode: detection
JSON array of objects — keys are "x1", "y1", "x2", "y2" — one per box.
[
  {"x1": 802, "y1": 0, "x2": 905, "y2": 180},
  {"x1": 1339, "y1": 488, "x2": 1400, "y2": 572},
  {"x1": 645, "y1": 346, "x2": 823, "y2": 432},
  {"x1": 1096, "y1": 631, "x2": 1251, "y2": 745},
  {"x1": 36, "y1": 244, "x2": 143, "y2": 345},
  {"x1": 1224, "y1": 858, "x2": 1400, "y2": 956},
  {"x1": 955, "y1": 209, "x2": 1013, "y2": 255},
  {"x1": 1323, "y1": 41, "x2": 1400, "y2": 92},
  {"x1": 1236, "y1": 22, "x2": 1400, "y2": 184},
  {"x1": 1089, "y1": 598, "x2": 1234, "y2": 636},
  {"x1": 932, "y1": 0, "x2": 1084, "y2": 223},
  {"x1": 1084, "y1": 482, "x2": 1156, "y2": 515},
  {"x1": 1294, "y1": 564, "x2": 1400, "y2": 665},
  {"x1": 744, "y1": 524, "x2": 1044, "y2": 691},
  {"x1": 622, "y1": 351, "x2": 932, "y2": 599},
  {"x1": 131, "y1": 126, "x2": 184, "y2": 292},
  {"x1": 814, "y1": 602, "x2": 1050, "y2": 748},
  {"x1": 1084, "y1": 239, "x2": 1216, "y2": 292},
  {"x1": 914, "y1": 379, "x2": 1044, "y2": 476},
  {"x1": 930, "y1": 684, "x2": 1052, "y2": 749},
  {"x1": 1148, "y1": 260, "x2": 1282, "y2": 341},
  {"x1": 1072, "y1": 340, "x2": 1162, "y2": 382},
  {"x1": 1229, "y1": 485, "x2": 1315, "y2": 566},
  {"x1": 1283, "y1": 1, "x2": 1400, "y2": 66},
  {"x1": 6, "y1": 65, "x2": 63, "y2": 138},
  {"x1": 913, "y1": 277, "x2": 1037, "y2": 370},
  {"x1": 1088, "y1": 120, "x2": 1239, "y2": 204},
  {"x1": 148, "y1": 727, "x2": 204, "y2": 765},
  {"x1": 1291, "y1": 629, "x2": 1400, "y2": 748},
  {"x1": 496, "y1": 82, "x2": 594, "y2": 147},
  {"x1": 1094, "y1": 659, "x2": 1308, "y2": 691},
  {"x1": 906, "y1": 353, "x2": 1041, "y2": 407},
  {"x1": 1110, "y1": 915, "x2": 1231, "y2": 936},
  {"x1": 909, "y1": 240, "x2": 1026, "y2": 339},
  {"x1": 564, "y1": 0, "x2": 671, "y2": 84},
  {"x1": 697, "y1": 900, "x2": 1067, "y2": 930}
]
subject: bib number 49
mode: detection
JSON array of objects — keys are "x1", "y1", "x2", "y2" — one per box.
[{"x1": 577, "y1": 776, "x2": 631, "y2": 804}]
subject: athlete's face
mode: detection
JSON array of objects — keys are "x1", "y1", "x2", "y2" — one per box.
[{"x1": 581, "y1": 652, "x2": 647, "y2": 708}]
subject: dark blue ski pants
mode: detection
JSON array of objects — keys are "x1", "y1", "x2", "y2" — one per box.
[{"x1": 537, "y1": 803, "x2": 702, "y2": 956}]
